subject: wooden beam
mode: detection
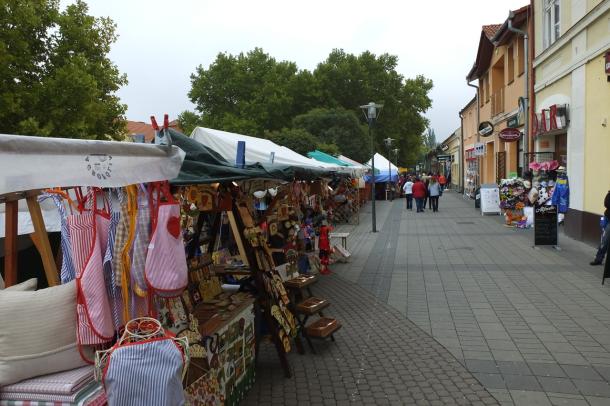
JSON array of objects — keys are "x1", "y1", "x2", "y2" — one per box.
[
  {"x1": 4, "y1": 200, "x2": 18, "y2": 287},
  {"x1": 227, "y1": 210, "x2": 249, "y2": 267},
  {"x1": 26, "y1": 195, "x2": 59, "y2": 286}
]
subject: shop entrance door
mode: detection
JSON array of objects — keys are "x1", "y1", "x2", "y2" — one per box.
[{"x1": 496, "y1": 151, "x2": 506, "y2": 183}]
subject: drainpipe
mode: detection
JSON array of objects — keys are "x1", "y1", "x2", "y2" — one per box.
[
  {"x1": 467, "y1": 81, "x2": 480, "y2": 189},
  {"x1": 459, "y1": 113, "x2": 465, "y2": 193},
  {"x1": 507, "y1": 10, "x2": 529, "y2": 170}
]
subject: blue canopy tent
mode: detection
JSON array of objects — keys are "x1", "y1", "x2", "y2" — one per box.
[{"x1": 363, "y1": 153, "x2": 399, "y2": 183}]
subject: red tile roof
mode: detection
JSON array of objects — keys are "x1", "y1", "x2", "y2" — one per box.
[
  {"x1": 125, "y1": 119, "x2": 181, "y2": 143},
  {"x1": 482, "y1": 24, "x2": 502, "y2": 40}
]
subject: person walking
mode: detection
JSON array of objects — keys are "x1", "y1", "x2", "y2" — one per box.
[
  {"x1": 412, "y1": 177, "x2": 426, "y2": 213},
  {"x1": 428, "y1": 176, "x2": 441, "y2": 212},
  {"x1": 439, "y1": 173, "x2": 447, "y2": 192},
  {"x1": 591, "y1": 190, "x2": 610, "y2": 266},
  {"x1": 403, "y1": 176, "x2": 414, "y2": 210}
]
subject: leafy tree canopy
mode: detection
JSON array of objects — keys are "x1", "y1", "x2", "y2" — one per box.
[
  {"x1": 0, "y1": 0, "x2": 127, "y2": 139},
  {"x1": 187, "y1": 48, "x2": 433, "y2": 165},
  {"x1": 265, "y1": 128, "x2": 319, "y2": 156}
]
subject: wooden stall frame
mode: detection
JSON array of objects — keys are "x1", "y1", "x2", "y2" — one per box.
[{"x1": 1, "y1": 190, "x2": 59, "y2": 288}]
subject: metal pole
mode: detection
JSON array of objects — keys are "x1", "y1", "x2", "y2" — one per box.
[
  {"x1": 370, "y1": 122, "x2": 377, "y2": 232},
  {"x1": 388, "y1": 145, "x2": 392, "y2": 201}
]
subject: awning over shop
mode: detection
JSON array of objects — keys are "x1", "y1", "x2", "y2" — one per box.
[
  {"x1": 364, "y1": 153, "x2": 399, "y2": 183},
  {"x1": 307, "y1": 150, "x2": 350, "y2": 166},
  {"x1": 0, "y1": 132, "x2": 186, "y2": 237},
  {"x1": 191, "y1": 127, "x2": 342, "y2": 173},
  {"x1": 170, "y1": 129, "x2": 328, "y2": 184}
]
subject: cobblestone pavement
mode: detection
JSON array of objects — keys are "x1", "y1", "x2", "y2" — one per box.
[
  {"x1": 332, "y1": 190, "x2": 610, "y2": 406},
  {"x1": 242, "y1": 268, "x2": 498, "y2": 405}
]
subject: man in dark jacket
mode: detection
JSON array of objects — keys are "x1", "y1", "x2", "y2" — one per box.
[{"x1": 591, "y1": 190, "x2": 610, "y2": 265}]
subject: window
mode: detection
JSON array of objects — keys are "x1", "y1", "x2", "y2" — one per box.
[
  {"x1": 484, "y1": 73, "x2": 490, "y2": 103},
  {"x1": 543, "y1": 0, "x2": 560, "y2": 49},
  {"x1": 517, "y1": 38, "x2": 525, "y2": 75},
  {"x1": 507, "y1": 45, "x2": 515, "y2": 83}
]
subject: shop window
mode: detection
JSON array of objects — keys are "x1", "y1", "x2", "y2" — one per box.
[
  {"x1": 517, "y1": 38, "x2": 525, "y2": 75},
  {"x1": 543, "y1": 0, "x2": 560, "y2": 49},
  {"x1": 507, "y1": 45, "x2": 515, "y2": 84}
]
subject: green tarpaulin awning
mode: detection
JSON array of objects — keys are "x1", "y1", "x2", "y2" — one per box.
[
  {"x1": 168, "y1": 129, "x2": 331, "y2": 185},
  {"x1": 307, "y1": 150, "x2": 352, "y2": 167}
]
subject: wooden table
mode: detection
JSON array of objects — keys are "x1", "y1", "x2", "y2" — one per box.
[{"x1": 329, "y1": 232, "x2": 350, "y2": 250}]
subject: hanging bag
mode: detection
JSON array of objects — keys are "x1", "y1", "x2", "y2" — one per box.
[
  {"x1": 68, "y1": 188, "x2": 115, "y2": 349},
  {"x1": 96, "y1": 318, "x2": 188, "y2": 406},
  {"x1": 145, "y1": 181, "x2": 188, "y2": 298}
]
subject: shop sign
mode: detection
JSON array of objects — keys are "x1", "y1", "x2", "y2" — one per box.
[
  {"x1": 533, "y1": 104, "x2": 569, "y2": 136},
  {"x1": 474, "y1": 142, "x2": 485, "y2": 156},
  {"x1": 507, "y1": 115, "x2": 519, "y2": 128},
  {"x1": 441, "y1": 144, "x2": 449, "y2": 152},
  {"x1": 437, "y1": 154, "x2": 452, "y2": 161},
  {"x1": 498, "y1": 127, "x2": 522, "y2": 142},
  {"x1": 605, "y1": 51, "x2": 610, "y2": 75},
  {"x1": 478, "y1": 121, "x2": 494, "y2": 137}
]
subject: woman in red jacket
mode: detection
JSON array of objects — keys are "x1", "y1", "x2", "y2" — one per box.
[{"x1": 412, "y1": 177, "x2": 427, "y2": 213}]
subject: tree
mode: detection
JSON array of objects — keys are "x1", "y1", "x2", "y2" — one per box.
[
  {"x1": 292, "y1": 108, "x2": 369, "y2": 163},
  {"x1": 266, "y1": 128, "x2": 318, "y2": 156},
  {"x1": 177, "y1": 110, "x2": 204, "y2": 136},
  {"x1": 0, "y1": 0, "x2": 127, "y2": 139},
  {"x1": 312, "y1": 50, "x2": 433, "y2": 165},
  {"x1": 188, "y1": 48, "x2": 311, "y2": 136}
]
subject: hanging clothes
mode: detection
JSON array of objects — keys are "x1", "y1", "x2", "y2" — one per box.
[
  {"x1": 68, "y1": 188, "x2": 114, "y2": 347},
  {"x1": 130, "y1": 185, "x2": 151, "y2": 297},
  {"x1": 145, "y1": 181, "x2": 188, "y2": 298},
  {"x1": 551, "y1": 175, "x2": 570, "y2": 214},
  {"x1": 39, "y1": 192, "x2": 77, "y2": 284},
  {"x1": 103, "y1": 189, "x2": 123, "y2": 331}
]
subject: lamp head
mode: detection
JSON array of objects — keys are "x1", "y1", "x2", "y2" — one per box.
[{"x1": 360, "y1": 102, "x2": 384, "y2": 121}]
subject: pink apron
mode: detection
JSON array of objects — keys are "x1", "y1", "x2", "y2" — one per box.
[
  {"x1": 68, "y1": 189, "x2": 114, "y2": 348},
  {"x1": 145, "y1": 182, "x2": 187, "y2": 298}
]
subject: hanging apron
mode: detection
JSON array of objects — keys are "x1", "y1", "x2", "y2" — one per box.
[
  {"x1": 131, "y1": 185, "x2": 151, "y2": 297},
  {"x1": 39, "y1": 193, "x2": 77, "y2": 284},
  {"x1": 102, "y1": 189, "x2": 123, "y2": 331},
  {"x1": 103, "y1": 337, "x2": 185, "y2": 406},
  {"x1": 68, "y1": 188, "x2": 114, "y2": 347},
  {"x1": 145, "y1": 182, "x2": 188, "y2": 298}
]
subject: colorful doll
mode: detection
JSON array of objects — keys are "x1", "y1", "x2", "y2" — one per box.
[{"x1": 318, "y1": 220, "x2": 332, "y2": 275}]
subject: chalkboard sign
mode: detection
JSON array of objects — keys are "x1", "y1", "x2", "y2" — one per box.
[{"x1": 534, "y1": 204, "x2": 558, "y2": 246}]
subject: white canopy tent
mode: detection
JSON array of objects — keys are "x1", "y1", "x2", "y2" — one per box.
[
  {"x1": 0, "y1": 133, "x2": 186, "y2": 237},
  {"x1": 190, "y1": 127, "x2": 347, "y2": 173},
  {"x1": 365, "y1": 153, "x2": 399, "y2": 172}
]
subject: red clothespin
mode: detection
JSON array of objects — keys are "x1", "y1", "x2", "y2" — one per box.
[
  {"x1": 163, "y1": 114, "x2": 169, "y2": 130},
  {"x1": 150, "y1": 116, "x2": 159, "y2": 131}
]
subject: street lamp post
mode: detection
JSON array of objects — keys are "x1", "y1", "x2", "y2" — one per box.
[
  {"x1": 360, "y1": 102, "x2": 383, "y2": 233},
  {"x1": 393, "y1": 147, "x2": 399, "y2": 197},
  {"x1": 384, "y1": 137, "x2": 394, "y2": 201}
]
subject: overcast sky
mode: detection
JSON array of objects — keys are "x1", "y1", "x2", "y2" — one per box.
[{"x1": 77, "y1": 0, "x2": 527, "y2": 142}]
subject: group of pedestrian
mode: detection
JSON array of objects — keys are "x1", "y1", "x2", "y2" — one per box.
[{"x1": 402, "y1": 173, "x2": 446, "y2": 213}]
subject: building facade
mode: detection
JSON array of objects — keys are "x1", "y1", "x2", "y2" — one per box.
[
  {"x1": 439, "y1": 128, "x2": 462, "y2": 191},
  {"x1": 466, "y1": 6, "x2": 532, "y2": 186},
  {"x1": 532, "y1": 0, "x2": 610, "y2": 244},
  {"x1": 461, "y1": 97, "x2": 479, "y2": 198}
]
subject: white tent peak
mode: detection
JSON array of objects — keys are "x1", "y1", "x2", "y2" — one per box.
[{"x1": 365, "y1": 153, "x2": 398, "y2": 172}]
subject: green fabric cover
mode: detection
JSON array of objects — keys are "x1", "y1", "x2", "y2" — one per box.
[
  {"x1": 168, "y1": 129, "x2": 331, "y2": 184},
  {"x1": 307, "y1": 150, "x2": 352, "y2": 167}
]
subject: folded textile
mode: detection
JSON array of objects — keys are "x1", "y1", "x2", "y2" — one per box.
[
  {"x1": 0, "y1": 380, "x2": 101, "y2": 404},
  {"x1": 0, "y1": 366, "x2": 93, "y2": 396}
]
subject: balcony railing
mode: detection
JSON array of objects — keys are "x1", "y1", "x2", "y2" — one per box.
[{"x1": 491, "y1": 87, "x2": 505, "y2": 117}]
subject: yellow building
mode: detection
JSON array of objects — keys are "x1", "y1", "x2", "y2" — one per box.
[
  {"x1": 533, "y1": 0, "x2": 610, "y2": 244},
  {"x1": 461, "y1": 97, "x2": 479, "y2": 198},
  {"x1": 439, "y1": 128, "x2": 462, "y2": 191},
  {"x1": 466, "y1": 6, "x2": 531, "y2": 185}
]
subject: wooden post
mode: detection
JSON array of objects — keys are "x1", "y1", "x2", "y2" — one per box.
[
  {"x1": 4, "y1": 200, "x2": 19, "y2": 287},
  {"x1": 26, "y1": 195, "x2": 59, "y2": 286},
  {"x1": 227, "y1": 211, "x2": 249, "y2": 267}
]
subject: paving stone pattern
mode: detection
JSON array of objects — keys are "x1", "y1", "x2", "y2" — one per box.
[
  {"x1": 332, "y1": 191, "x2": 610, "y2": 405},
  {"x1": 241, "y1": 271, "x2": 497, "y2": 405}
]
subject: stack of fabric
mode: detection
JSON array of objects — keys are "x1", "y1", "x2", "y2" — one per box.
[{"x1": 0, "y1": 366, "x2": 106, "y2": 406}]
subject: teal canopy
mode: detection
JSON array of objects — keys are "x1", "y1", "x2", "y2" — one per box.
[
  {"x1": 307, "y1": 150, "x2": 352, "y2": 167},
  {"x1": 168, "y1": 129, "x2": 331, "y2": 184}
]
